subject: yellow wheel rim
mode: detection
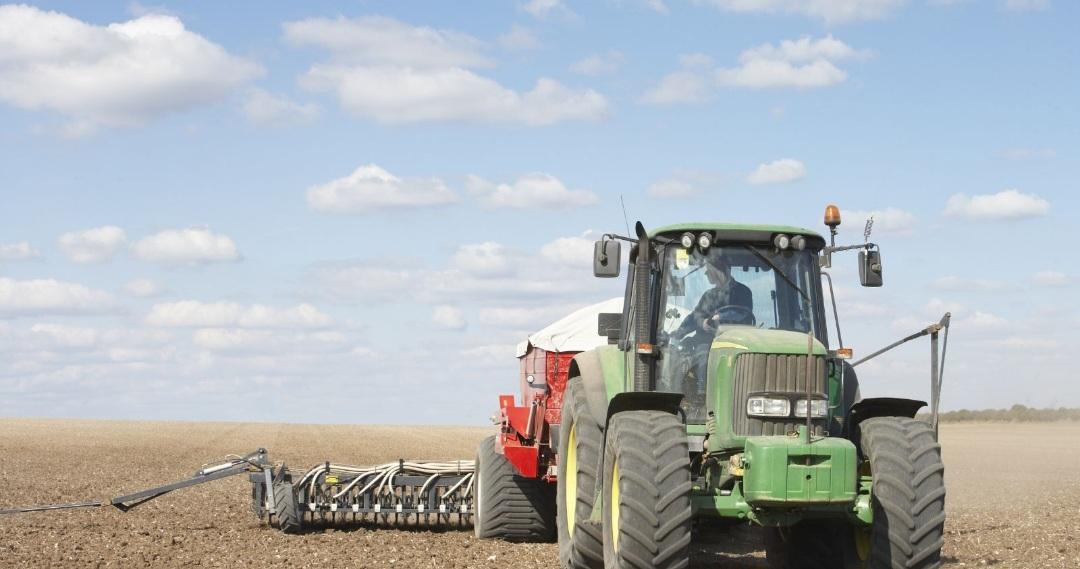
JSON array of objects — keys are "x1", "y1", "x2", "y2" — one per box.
[
  {"x1": 854, "y1": 526, "x2": 871, "y2": 561},
  {"x1": 610, "y1": 461, "x2": 620, "y2": 553},
  {"x1": 565, "y1": 422, "x2": 578, "y2": 535}
]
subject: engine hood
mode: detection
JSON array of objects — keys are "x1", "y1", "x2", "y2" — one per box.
[{"x1": 710, "y1": 327, "x2": 827, "y2": 356}]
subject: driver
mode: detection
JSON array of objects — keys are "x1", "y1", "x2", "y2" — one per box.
[{"x1": 672, "y1": 255, "x2": 754, "y2": 341}]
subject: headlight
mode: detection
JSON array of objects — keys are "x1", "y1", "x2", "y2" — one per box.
[
  {"x1": 747, "y1": 397, "x2": 791, "y2": 417},
  {"x1": 680, "y1": 232, "x2": 694, "y2": 248},
  {"x1": 794, "y1": 399, "x2": 828, "y2": 418}
]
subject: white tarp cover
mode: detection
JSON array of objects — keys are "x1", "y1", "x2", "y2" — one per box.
[{"x1": 515, "y1": 297, "x2": 624, "y2": 358}]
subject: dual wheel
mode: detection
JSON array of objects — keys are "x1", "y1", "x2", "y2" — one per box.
[
  {"x1": 558, "y1": 377, "x2": 692, "y2": 569},
  {"x1": 765, "y1": 416, "x2": 946, "y2": 569}
]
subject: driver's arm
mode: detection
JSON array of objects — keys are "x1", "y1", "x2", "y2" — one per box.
[{"x1": 674, "y1": 289, "x2": 716, "y2": 338}]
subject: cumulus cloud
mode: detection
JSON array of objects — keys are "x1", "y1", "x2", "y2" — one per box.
[
  {"x1": 306, "y1": 164, "x2": 458, "y2": 215},
  {"x1": 432, "y1": 305, "x2": 467, "y2": 330},
  {"x1": 452, "y1": 242, "x2": 513, "y2": 277},
  {"x1": 57, "y1": 225, "x2": 127, "y2": 263},
  {"x1": 0, "y1": 277, "x2": 116, "y2": 316},
  {"x1": 645, "y1": 36, "x2": 864, "y2": 104},
  {"x1": 523, "y1": 0, "x2": 576, "y2": 19},
  {"x1": 1004, "y1": 0, "x2": 1049, "y2": 11},
  {"x1": 695, "y1": 0, "x2": 907, "y2": 24},
  {"x1": 146, "y1": 301, "x2": 333, "y2": 328},
  {"x1": 242, "y1": 89, "x2": 319, "y2": 126},
  {"x1": 131, "y1": 228, "x2": 240, "y2": 264},
  {"x1": 647, "y1": 178, "x2": 698, "y2": 197},
  {"x1": 540, "y1": 234, "x2": 595, "y2": 268},
  {"x1": 0, "y1": 5, "x2": 262, "y2": 133},
  {"x1": 285, "y1": 15, "x2": 606, "y2": 125},
  {"x1": 468, "y1": 173, "x2": 599, "y2": 210},
  {"x1": 499, "y1": 25, "x2": 541, "y2": 51},
  {"x1": 746, "y1": 159, "x2": 806, "y2": 185},
  {"x1": 192, "y1": 328, "x2": 346, "y2": 354},
  {"x1": 123, "y1": 278, "x2": 167, "y2": 298},
  {"x1": 1032, "y1": 271, "x2": 1070, "y2": 287},
  {"x1": 944, "y1": 189, "x2": 1050, "y2": 220},
  {"x1": 843, "y1": 208, "x2": 917, "y2": 235},
  {"x1": 571, "y1": 50, "x2": 625, "y2": 76},
  {"x1": 929, "y1": 276, "x2": 1012, "y2": 292},
  {"x1": 0, "y1": 241, "x2": 39, "y2": 261}
]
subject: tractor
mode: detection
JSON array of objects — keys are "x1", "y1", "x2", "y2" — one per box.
[{"x1": 472, "y1": 206, "x2": 947, "y2": 569}]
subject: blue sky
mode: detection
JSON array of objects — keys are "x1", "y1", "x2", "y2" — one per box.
[{"x1": 0, "y1": 0, "x2": 1076, "y2": 424}]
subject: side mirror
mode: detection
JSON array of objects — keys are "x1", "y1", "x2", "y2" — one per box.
[
  {"x1": 597, "y1": 312, "x2": 622, "y2": 344},
  {"x1": 593, "y1": 239, "x2": 621, "y2": 278},
  {"x1": 859, "y1": 249, "x2": 883, "y2": 287}
]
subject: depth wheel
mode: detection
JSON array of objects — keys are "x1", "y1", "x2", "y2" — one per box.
[
  {"x1": 473, "y1": 435, "x2": 556, "y2": 542},
  {"x1": 602, "y1": 410, "x2": 692, "y2": 569},
  {"x1": 272, "y1": 479, "x2": 302, "y2": 534},
  {"x1": 557, "y1": 378, "x2": 605, "y2": 569}
]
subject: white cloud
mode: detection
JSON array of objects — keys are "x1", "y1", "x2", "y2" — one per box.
[
  {"x1": 647, "y1": 178, "x2": 698, "y2": 198},
  {"x1": 540, "y1": 234, "x2": 596, "y2": 268},
  {"x1": 432, "y1": 305, "x2": 467, "y2": 330},
  {"x1": 645, "y1": 36, "x2": 863, "y2": 103},
  {"x1": 286, "y1": 15, "x2": 606, "y2": 125},
  {"x1": 283, "y1": 16, "x2": 491, "y2": 69},
  {"x1": 57, "y1": 225, "x2": 127, "y2": 263},
  {"x1": 460, "y1": 344, "x2": 517, "y2": 367},
  {"x1": 717, "y1": 36, "x2": 865, "y2": 89},
  {"x1": 642, "y1": 71, "x2": 713, "y2": 104},
  {"x1": 571, "y1": 51, "x2": 625, "y2": 76},
  {"x1": 123, "y1": 278, "x2": 167, "y2": 298},
  {"x1": 746, "y1": 158, "x2": 806, "y2": 185},
  {"x1": 0, "y1": 278, "x2": 117, "y2": 316},
  {"x1": 1004, "y1": 0, "x2": 1049, "y2": 11},
  {"x1": 966, "y1": 311, "x2": 1007, "y2": 330},
  {"x1": 131, "y1": 228, "x2": 240, "y2": 264},
  {"x1": 929, "y1": 276, "x2": 1011, "y2": 292},
  {"x1": 301, "y1": 66, "x2": 608, "y2": 125},
  {"x1": 307, "y1": 164, "x2": 458, "y2": 215},
  {"x1": 1032, "y1": 271, "x2": 1070, "y2": 287},
  {"x1": 695, "y1": 0, "x2": 907, "y2": 24},
  {"x1": 1001, "y1": 147, "x2": 1055, "y2": 160},
  {"x1": 29, "y1": 323, "x2": 99, "y2": 349},
  {"x1": 0, "y1": 241, "x2": 39, "y2": 261},
  {"x1": 452, "y1": 242, "x2": 513, "y2": 277},
  {"x1": 944, "y1": 189, "x2": 1050, "y2": 221},
  {"x1": 468, "y1": 173, "x2": 599, "y2": 210},
  {"x1": 241, "y1": 89, "x2": 319, "y2": 126},
  {"x1": 499, "y1": 25, "x2": 541, "y2": 51},
  {"x1": 146, "y1": 301, "x2": 333, "y2": 328},
  {"x1": 192, "y1": 328, "x2": 346, "y2": 354},
  {"x1": 523, "y1": 0, "x2": 575, "y2": 19},
  {"x1": 315, "y1": 263, "x2": 415, "y2": 301},
  {"x1": 843, "y1": 208, "x2": 917, "y2": 235},
  {"x1": 0, "y1": 5, "x2": 262, "y2": 132}
]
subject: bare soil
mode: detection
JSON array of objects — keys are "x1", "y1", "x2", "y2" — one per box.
[{"x1": 1, "y1": 419, "x2": 1077, "y2": 568}]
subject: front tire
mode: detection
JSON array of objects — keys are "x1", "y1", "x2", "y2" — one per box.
[
  {"x1": 764, "y1": 417, "x2": 945, "y2": 569},
  {"x1": 602, "y1": 410, "x2": 692, "y2": 569},
  {"x1": 557, "y1": 378, "x2": 605, "y2": 569},
  {"x1": 473, "y1": 435, "x2": 556, "y2": 542}
]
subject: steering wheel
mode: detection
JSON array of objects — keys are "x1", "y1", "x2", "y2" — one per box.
[{"x1": 704, "y1": 305, "x2": 756, "y2": 329}]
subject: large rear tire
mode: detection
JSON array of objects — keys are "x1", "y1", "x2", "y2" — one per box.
[
  {"x1": 764, "y1": 417, "x2": 945, "y2": 569},
  {"x1": 557, "y1": 378, "x2": 605, "y2": 569},
  {"x1": 602, "y1": 410, "x2": 692, "y2": 569},
  {"x1": 473, "y1": 435, "x2": 556, "y2": 542}
]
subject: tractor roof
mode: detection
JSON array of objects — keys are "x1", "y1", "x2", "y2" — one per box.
[{"x1": 649, "y1": 222, "x2": 825, "y2": 247}]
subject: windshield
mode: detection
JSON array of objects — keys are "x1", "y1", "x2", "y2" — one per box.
[{"x1": 656, "y1": 244, "x2": 824, "y2": 422}]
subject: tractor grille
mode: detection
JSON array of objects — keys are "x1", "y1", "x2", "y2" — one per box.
[{"x1": 731, "y1": 353, "x2": 827, "y2": 436}]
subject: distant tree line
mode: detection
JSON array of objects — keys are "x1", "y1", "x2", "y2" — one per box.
[{"x1": 919, "y1": 405, "x2": 1080, "y2": 423}]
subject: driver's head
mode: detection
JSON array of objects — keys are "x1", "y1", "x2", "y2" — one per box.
[{"x1": 705, "y1": 256, "x2": 731, "y2": 287}]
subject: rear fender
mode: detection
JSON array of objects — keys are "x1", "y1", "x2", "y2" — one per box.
[{"x1": 568, "y1": 351, "x2": 614, "y2": 427}]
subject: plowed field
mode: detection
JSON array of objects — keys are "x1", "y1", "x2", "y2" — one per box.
[{"x1": 1, "y1": 419, "x2": 1077, "y2": 568}]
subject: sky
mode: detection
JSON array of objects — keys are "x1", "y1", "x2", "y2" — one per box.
[{"x1": 0, "y1": 0, "x2": 1076, "y2": 425}]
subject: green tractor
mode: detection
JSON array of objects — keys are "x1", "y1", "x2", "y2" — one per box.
[{"x1": 557, "y1": 207, "x2": 947, "y2": 569}]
